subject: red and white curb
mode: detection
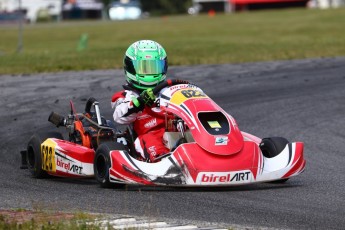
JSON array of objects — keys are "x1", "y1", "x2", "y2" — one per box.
[{"x1": 88, "y1": 216, "x2": 228, "y2": 230}]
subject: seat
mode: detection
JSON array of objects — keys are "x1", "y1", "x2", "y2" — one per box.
[{"x1": 163, "y1": 131, "x2": 194, "y2": 151}]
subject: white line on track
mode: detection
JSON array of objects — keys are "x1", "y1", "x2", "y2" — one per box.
[{"x1": 87, "y1": 216, "x2": 228, "y2": 230}]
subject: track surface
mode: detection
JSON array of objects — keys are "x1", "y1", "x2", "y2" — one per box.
[{"x1": 1, "y1": 57, "x2": 345, "y2": 229}]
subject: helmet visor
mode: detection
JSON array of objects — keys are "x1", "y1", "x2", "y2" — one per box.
[{"x1": 132, "y1": 60, "x2": 167, "y2": 75}]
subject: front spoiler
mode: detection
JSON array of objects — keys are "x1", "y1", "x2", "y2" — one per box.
[{"x1": 108, "y1": 142, "x2": 305, "y2": 186}]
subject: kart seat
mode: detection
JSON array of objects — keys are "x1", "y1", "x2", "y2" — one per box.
[{"x1": 163, "y1": 131, "x2": 194, "y2": 151}]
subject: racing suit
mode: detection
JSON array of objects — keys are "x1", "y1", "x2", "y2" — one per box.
[{"x1": 111, "y1": 86, "x2": 169, "y2": 162}]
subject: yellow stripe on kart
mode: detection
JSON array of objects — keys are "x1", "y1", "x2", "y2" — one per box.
[{"x1": 170, "y1": 88, "x2": 208, "y2": 105}]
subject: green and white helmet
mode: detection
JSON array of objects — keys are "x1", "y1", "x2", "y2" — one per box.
[{"x1": 124, "y1": 40, "x2": 168, "y2": 90}]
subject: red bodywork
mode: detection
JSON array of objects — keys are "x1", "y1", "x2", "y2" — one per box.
[
  {"x1": 106, "y1": 85, "x2": 306, "y2": 186},
  {"x1": 35, "y1": 83, "x2": 305, "y2": 186}
]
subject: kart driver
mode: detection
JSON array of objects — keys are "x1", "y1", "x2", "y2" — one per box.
[{"x1": 111, "y1": 40, "x2": 170, "y2": 162}]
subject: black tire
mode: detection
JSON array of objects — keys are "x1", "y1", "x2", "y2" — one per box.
[
  {"x1": 27, "y1": 131, "x2": 64, "y2": 178},
  {"x1": 260, "y1": 137, "x2": 290, "y2": 183},
  {"x1": 94, "y1": 142, "x2": 128, "y2": 188},
  {"x1": 259, "y1": 137, "x2": 289, "y2": 158},
  {"x1": 269, "y1": 178, "x2": 289, "y2": 183}
]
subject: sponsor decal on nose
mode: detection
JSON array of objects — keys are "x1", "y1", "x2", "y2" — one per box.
[{"x1": 197, "y1": 171, "x2": 252, "y2": 184}]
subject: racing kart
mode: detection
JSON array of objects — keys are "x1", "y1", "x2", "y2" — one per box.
[{"x1": 20, "y1": 79, "x2": 306, "y2": 188}]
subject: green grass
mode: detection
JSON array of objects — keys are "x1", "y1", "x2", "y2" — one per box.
[
  {"x1": 0, "y1": 8, "x2": 345, "y2": 74},
  {"x1": 0, "y1": 209, "x2": 103, "y2": 230}
]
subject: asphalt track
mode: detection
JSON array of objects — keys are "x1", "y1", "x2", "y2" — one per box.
[{"x1": 1, "y1": 57, "x2": 345, "y2": 229}]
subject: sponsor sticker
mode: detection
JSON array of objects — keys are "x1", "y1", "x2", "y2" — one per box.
[
  {"x1": 56, "y1": 155, "x2": 84, "y2": 175},
  {"x1": 144, "y1": 118, "x2": 157, "y2": 128},
  {"x1": 196, "y1": 171, "x2": 252, "y2": 185},
  {"x1": 215, "y1": 136, "x2": 228, "y2": 145},
  {"x1": 208, "y1": 121, "x2": 221, "y2": 128}
]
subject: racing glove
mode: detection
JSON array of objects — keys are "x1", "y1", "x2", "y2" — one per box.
[{"x1": 132, "y1": 88, "x2": 156, "y2": 110}]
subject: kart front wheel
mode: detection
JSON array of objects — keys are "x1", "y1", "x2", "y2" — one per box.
[
  {"x1": 269, "y1": 178, "x2": 289, "y2": 183},
  {"x1": 259, "y1": 137, "x2": 289, "y2": 158},
  {"x1": 260, "y1": 137, "x2": 290, "y2": 183},
  {"x1": 94, "y1": 142, "x2": 128, "y2": 188},
  {"x1": 27, "y1": 131, "x2": 64, "y2": 178}
]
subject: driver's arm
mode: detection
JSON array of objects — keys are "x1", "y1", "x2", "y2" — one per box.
[
  {"x1": 111, "y1": 90, "x2": 140, "y2": 125},
  {"x1": 111, "y1": 89, "x2": 156, "y2": 124}
]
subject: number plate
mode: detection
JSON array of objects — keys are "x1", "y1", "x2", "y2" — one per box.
[
  {"x1": 171, "y1": 88, "x2": 207, "y2": 105},
  {"x1": 41, "y1": 139, "x2": 57, "y2": 172}
]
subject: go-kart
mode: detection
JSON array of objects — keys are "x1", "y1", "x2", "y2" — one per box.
[{"x1": 20, "y1": 79, "x2": 306, "y2": 188}]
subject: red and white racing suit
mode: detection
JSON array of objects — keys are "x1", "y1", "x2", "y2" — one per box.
[{"x1": 111, "y1": 89, "x2": 169, "y2": 162}]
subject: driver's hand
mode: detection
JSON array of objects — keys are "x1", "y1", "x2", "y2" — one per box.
[
  {"x1": 132, "y1": 88, "x2": 156, "y2": 110},
  {"x1": 140, "y1": 88, "x2": 156, "y2": 107}
]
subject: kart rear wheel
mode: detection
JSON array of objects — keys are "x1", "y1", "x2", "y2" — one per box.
[
  {"x1": 27, "y1": 131, "x2": 64, "y2": 178},
  {"x1": 260, "y1": 137, "x2": 289, "y2": 158},
  {"x1": 94, "y1": 142, "x2": 128, "y2": 188}
]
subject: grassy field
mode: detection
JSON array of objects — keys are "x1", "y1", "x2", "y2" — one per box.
[
  {"x1": 0, "y1": 209, "x2": 102, "y2": 229},
  {"x1": 0, "y1": 8, "x2": 344, "y2": 74}
]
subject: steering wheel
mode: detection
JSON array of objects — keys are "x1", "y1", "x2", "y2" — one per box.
[
  {"x1": 152, "y1": 79, "x2": 190, "y2": 95},
  {"x1": 145, "y1": 79, "x2": 190, "y2": 119}
]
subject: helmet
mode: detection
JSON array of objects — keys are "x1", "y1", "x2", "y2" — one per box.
[{"x1": 124, "y1": 40, "x2": 168, "y2": 90}]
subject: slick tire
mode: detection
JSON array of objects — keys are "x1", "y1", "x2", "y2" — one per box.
[
  {"x1": 27, "y1": 131, "x2": 64, "y2": 178},
  {"x1": 94, "y1": 142, "x2": 128, "y2": 188},
  {"x1": 269, "y1": 178, "x2": 289, "y2": 183},
  {"x1": 259, "y1": 137, "x2": 289, "y2": 158},
  {"x1": 260, "y1": 137, "x2": 290, "y2": 183}
]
